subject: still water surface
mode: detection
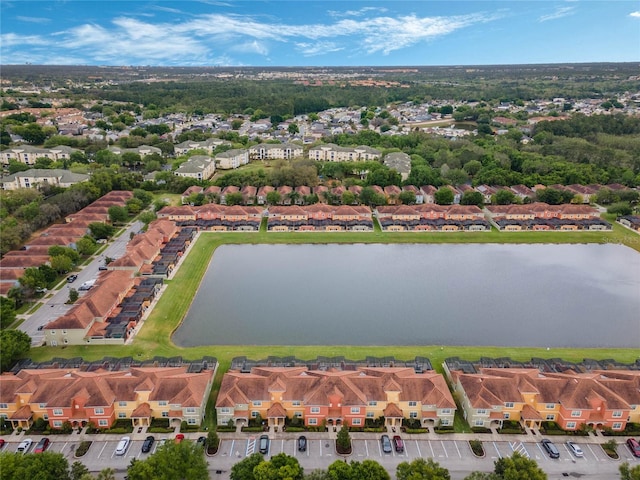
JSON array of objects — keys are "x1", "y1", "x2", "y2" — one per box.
[{"x1": 172, "y1": 244, "x2": 640, "y2": 347}]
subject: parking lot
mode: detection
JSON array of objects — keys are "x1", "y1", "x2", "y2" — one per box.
[{"x1": 3, "y1": 434, "x2": 639, "y2": 479}]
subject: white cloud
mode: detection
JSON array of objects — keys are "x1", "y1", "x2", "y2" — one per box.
[
  {"x1": 630, "y1": 11, "x2": 640, "y2": 18},
  {"x1": 327, "y1": 7, "x2": 387, "y2": 18},
  {"x1": 230, "y1": 40, "x2": 269, "y2": 56},
  {"x1": 0, "y1": 8, "x2": 502, "y2": 65},
  {"x1": 295, "y1": 41, "x2": 344, "y2": 57},
  {"x1": 539, "y1": 6, "x2": 576, "y2": 22},
  {"x1": 16, "y1": 16, "x2": 51, "y2": 24}
]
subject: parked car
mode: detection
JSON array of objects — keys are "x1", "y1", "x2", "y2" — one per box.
[
  {"x1": 627, "y1": 438, "x2": 640, "y2": 458},
  {"x1": 141, "y1": 436, "x2": 155, "y2": 453},
  {"x1": 259, "y1": 434, "x2": 269, "y2": 454},
  {"x1": 157, "y1": 438, "x2": 167, "y2": 448},
  {"x1": 541, "y1": 439, "x2": 560, "y2": 458},
  {"x1": 174, "y1": 433, "x2": 185, "y2": 444},
  {"x1": 17, "y1": 439, "x2": 33, "y2": 454},
  {"x1": 66, "y1": 274, "x2": 78, "y2": 283},
  {"x1": 196, "y1": 436, "x2": 207, "y2": 448},
  {"x1": 566, "y1": 441, "x2": 583, "y2": 457},
  {"x1": 34, "y1": 437, "x2": 50, "y2": 453},
  {"x1": 297, "y1": 435, "x2": 307, "y2": 452},
  {"x1": 99, "y1": 265, "x2": 108, "y2": 271},
  {"x1": 0, "y1": 438, "x2": 5, "y2": 449},
  {"x1": 115, "y1": 436, "x2": 130, "y2": 456},
  {"x1": 380, "y1": 434, "x2": 392, "y2": 453},
  {"x1": 393, "y1": 435, "x2": 404, "y2": 453}
]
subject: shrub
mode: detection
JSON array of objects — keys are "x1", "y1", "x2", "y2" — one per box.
[
  {"x1": 75, "y1": 441, "x2": 92, "y2": 457},
  {"x1": 470, "y1": 440, "x2": 484, "y2": 457},
  {"x1": 336, "y1": 425, "x2": 352, "y2": 454}
]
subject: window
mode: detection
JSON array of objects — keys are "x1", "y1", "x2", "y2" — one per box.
[
  {"x1": 162, "y1": 411, "x2": 169, "y2": 418},
  {"x1": 43, "y1": 414, "x2": 48, "y2": 420},
  {"x1": 350, "y1": 407, "x2": 360, "y2": 414},
  {"x1": 292, "y1": 401, "x2": 301, "y2": 407},
  {"x1": 294, "y1": 412, "x2": 303, "y2": 418},
  {"x1": 187, "y1": 418, "x2": 197, "y2": 425},
  {"x1": 441, "y1": 419, "x2": 450, "y2": 426},
  {"x1": 352, "y1": 418, "x2": 361, "y2": 425},
  {"x1": 253, "y1": 401, "x2": 262, "y2": 407},
  {"x1": 408, "y1": 401, "x2": 417, "y2": 407},
  {"x1": 251, "y1": 411, "x2": 259, "y2": 418},
  {"x1": 119, "y1": 401, "x2": 127, "y2": 407},
  {"x1": 63, "y1": 339, "x2": 68, "y2": 345},
  {"x1": 477, "y1": 409, "x2": 487, "y2": 415},
  {"x1": 368, "y1": 401, "x2": 377, "y2": 407},
  {"x1": 612, "y1": 411, "x2": 623, "y2": 418},
  {"x1": 546, "y1": 414, "x2": 555, "y2": 421},
  {"x1": 474, "y1": 419, "x2": 485, "y2": 426},
  {"x1": 159, "y1": 401, "x2": 167, "y2": 406},
  {"x1": 545, "y1": 403, "x2": 555, "y2": 409},
  {"x1": 571, "y1": 411, "x2": 582, "y2": 417},
  {"x1": 612, "y1": 422, "x2": 622, "y2": 430},
  {"x1": 95, "y1": 408, "x2": 104, "y2": 415},
  {"x1": 53, "y1": 409, "x2": 63, "y2": 416},
  {"x1": 53, "y1": 420, "x2": 63, "y2": 428},
  {"x1": 308, "y1": 418, "x2": 317, "y2": 425},
  {"x1": 410, "y1": 412, "x2": 418, "y2": 418},
  {"x1": 366, "y1": 412, "x2": 375, "y2": 418},
  {"x1": 98, "y1": 419, "x2": 108, "y2": 427},
  {"x1": 310, "y1": 407, "x2": 320, "y2": 414},
  {"x1": 503, "y1": 413, "x2": 510, "y2": 419},
  {"x1": 566, "y1": 421, "x2": 577, "y2": 429},
  {"x1": 219, "y1": 408, "x2": 231, "y2": 414},
  {"x1": 38, "y1": 403, "x2": 46, "y2": 409},
  {"x1": 118, "y1": 412, "x2": 126, "y2": 419},
  {"x1": 185, "y1": 407, "x2": 196, "y2": 414},
  {"x1": 441, "y1": 409, "x2": 451, "y2": 415},
  {"x1": 505, "y1": 402, "x2": 514, "y2": 408},
  {"x1": 62, "y1": 330, "x2": 67, "y2": 335},
  {"x1": 0, "y1": 404, "x2": 7, "y2": 409}
]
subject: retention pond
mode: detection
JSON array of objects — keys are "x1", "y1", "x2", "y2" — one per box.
[{"x1": 172, "y1": 243, "x2": 640, "y2": 348}]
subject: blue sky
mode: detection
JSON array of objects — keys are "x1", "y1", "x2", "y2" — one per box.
[{"x1": 1, "y1": 1, "x2": 639, "y2": 66}]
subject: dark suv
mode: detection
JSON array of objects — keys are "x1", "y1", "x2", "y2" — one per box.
[
  {"x1": 141, "y1": 436, "x2": 154, "y2": 453},
  {"x1": 541, "y1": 439, "x2": 560, "y2": 458}
]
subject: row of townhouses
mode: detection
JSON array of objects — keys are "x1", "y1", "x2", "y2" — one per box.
[{"x1": 0, "y1": 359, "x2": 215, "y2": 431}]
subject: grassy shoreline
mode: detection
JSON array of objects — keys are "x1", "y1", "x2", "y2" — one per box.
[{"x1": 27, "y1": 227, "x2": 640, "y2": 364}]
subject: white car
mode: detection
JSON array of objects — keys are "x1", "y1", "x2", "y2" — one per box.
[
  {"x1": 566, "y1": 441, "x2": 584, "y2": 457},
  {"x1": 17, "y1": 438, "x2": 33, "y2": 454},
  {"x1": 115, "y1": 436, "x2": 130, "y2": 456}
]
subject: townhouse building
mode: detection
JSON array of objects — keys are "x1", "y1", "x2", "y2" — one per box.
[
  {"x1": 215, "y1": 149, "x2": 249, "y2": 170},
  {"x1": 0, "y1": 361, "x2": 215, "y2": 430},
  {"x1": 1, "y1": 168, "x2": 90, "y2": 190},
  {"x1": 249, "y1": 143, "x2": 303, "y2": 160},
  {"x1": 0, "y1": 145, "x2": 81, "y2": 165},
  {"x1": 216, "y1": 365, "x2": 456, "y2": 430},
  {"x1": 308, "y1": 143, "x2": 381, "y2": 162},
  {"x1": 444, "y1": 365, "x2": 640, "y2": 431},
  {"x1": 174, "y1": 155, "x2": 215, "y2": 180}
]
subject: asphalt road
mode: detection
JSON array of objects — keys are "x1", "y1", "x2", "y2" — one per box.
[{"x1": 20, "y1": 221, "x2": 142, "y2": 345}]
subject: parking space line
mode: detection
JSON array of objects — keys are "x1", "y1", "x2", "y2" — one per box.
[
  {"x1": 98, "y1": 442, "x2": 108, "y2": 458},
  {"x1": 414, "y1": 440, "x2": 422, "y2": 458},
  {"x1": 493, "y1": 442, "x2": 502, "y2": 459},
  {"x1": 586, "y1": 444, "x2": 600, "y2": 461},
  {"x1": 428, "y1": 440, "x2": 435, "y2": 458},
  {"x1": 441, "y1": 440, "x2": 448, "y2": 458},
  {"x1": 453, "y1": 440, "x2": 462, "y2": 458}
]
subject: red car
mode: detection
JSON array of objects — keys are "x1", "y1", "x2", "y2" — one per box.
[
  {"x1": 175, "y1": 433, "x2": 185, "y2": 444},
  {"x1": 34, "y1": 437, "x2": 50, "y2": 453},
  {"x1": 0, "y1": 439, "x2": 5, "y2": 449}
]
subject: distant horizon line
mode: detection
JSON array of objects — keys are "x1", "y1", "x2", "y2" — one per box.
[{"x1": 2, "y1": 61, "x2": 639, "y2": 69}]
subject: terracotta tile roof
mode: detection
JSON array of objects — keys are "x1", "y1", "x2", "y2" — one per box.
[
  {"x1": 267, "y1": 402, "x2": 287, "y2": 418},
  {"x1": 131, "y1": 402, "x2": 152, "y2": 417},
  {"x1": 383, "y1": 403, "x2": 403, "y2": 418},
  {"x1": 11, "y1": 405, "x2": 33, "y2": 420}
]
